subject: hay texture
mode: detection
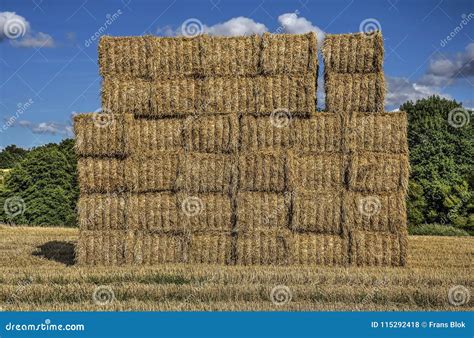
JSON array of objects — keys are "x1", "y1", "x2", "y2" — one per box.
[
  {"x1": 73, "y1": 113, "x2": 133, "y2": 157},
  {"x1": 239, "y1": 151, "x2": 287, "y2": 192},
  {"x1": 149, "y1": 78, "x2": 200, "y2": 117},
  {"x1": 101, "y1": 78, "x2": 150, "y2": 115},
  {"x1": 343, "y1": 191, "x2": 406, "y2": 233},
  {"x1": 292, "y1": 112, "x2": 342, "y2": 153},
  {"x1": 291, "y1": 233, "x2": 348, "y2": 265},
  {"x1": 291, "y1": 189, "x2": 342, "y2": 234},
  {"x1": 325, "y1": 72, "x2": 385, "y2": 113},
  {"x1": 77, "y1": 158, "x2": 126, "y2": 193},
  {"x1": 77, "y1": 194, "x2": 127, "y2": 231},
  {"x1": 349, "y1": 230, "x2": 407, "y2": 266},
  {"x1": 236, "y1": 192, "x2": 290, "y2": 230},
  {"x1": 288, "y1": 153, "x2": 343, "y2": 190},
  {"x1": 130, "y1": 118, "x2": 183, "y2": 156},
  {"x1": 261, "y1": 32, "x2": 318, "y2": 75},
  {"x1": 322, "y1": 32, "x2": 383, "y2": 73},
  {"x1": 76, "y1": 230, "x2": 129, "y2": 265},
  {"x1": 202, "y1": 77, "x2": 256, "y2": 114},
  {"x1": 343, "y1": 111, "x2": 408, "y2": 154},
  {"x1": 347, "y1": 152, "x2": 409, "y2": 192},
  {"x1": 188, "y1": 232, "x2": 233, "y2": 264}
]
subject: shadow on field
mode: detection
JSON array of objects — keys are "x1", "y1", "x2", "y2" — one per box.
[{"x1": 33, "y1": 241, "x2": 76, "y2": 266}]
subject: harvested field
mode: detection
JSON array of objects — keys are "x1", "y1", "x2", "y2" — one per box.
[{"x1": 0, "y1": 225, "x2": 472, "y2": 311}]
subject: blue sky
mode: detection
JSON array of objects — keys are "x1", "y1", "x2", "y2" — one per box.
[{"x1": 0, "y1": 0, "x2": 473, "y2": 149}]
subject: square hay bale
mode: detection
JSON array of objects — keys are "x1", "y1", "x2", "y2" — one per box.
[
  {"x1": 130, "y1": 118, "x2": 183, "y2": 156},
  {"x1": 202, "y1": 77, "x2": 257, "y2": 114},
  {"x1": 256, "y1": 75, "x2": 316, "y2": 115},
  {"x1": 188, "y1": 232, "x2": 233, "y2": 264},
  {"x1": 125, "y1": 152, "x2": 181, "y2": 192},
  {"x1": 77, "y1": 158, "x2": 126, "y2": 193},
  {"x1": 178, "y1": 193, "x2": 233, "y2": 231},
  {"x1": 200, "y1": 35, "x2": 261, "y2": 76},
  {"x1": 149, "y1": 78, "x2": 200, "y2": 117},
  {"x1": 126, "y1": 192, "x2": 181, "y2": 231},
  {"x1": 236, "y1": 192, "x2": 290, "y2": 230},
  {"x1": 322, "y1": 32, "x2": 384, "y2": 73},
  {"x1": 183, "y1": 114, "x2": 239, "y2": 153},
  {"x1": 240, "y1": 115, "x2": 292, "y2": 151},
  {"x1": 292, "y1": 112, "x2": 342, "y2": 153},
  {"x1": 149, "y1": 36, "x2": 201, "y2": 78},
  {"x1": 74, "y1": 113, "x2": 133, "y2": 157},
  {"x1": 101, "y1": 77, "x2": 151, "y2": 115},
  {"x1": 343, "y1": 190, "x2": 407, "y2": 233},
  {"x1": 325, "y1": 72, "x2": 385, "y2": 113},
  {"x1": 130, "y1": 230, "x2": 188, "y2": 264},
  {"x1": 288, "y1": 152, "x2": 344, "y2": 190},
  {"x1": 76, "y1": 230, "x2": 129, "y2": 265},
  {"x1": 239, "y1": 151, "x2": 287, "y2": 192},
  {"x1": 176, "y1": 153, "x2": 235, "y2": 193},
  {"x1": 291, "y1": 189, "x2": 342, "y2": 234},
  {"x1": 347, "y1": 152, "x2": 409, "y2": 192},
  {"x1": 261, "y1": 32, "x2": 318, "y2": 75},
  {"x1": 349, "y1": 230, "x2": 407, "y2": 266},
  {"x1": 291, "y1": 233, "x2": 349, "y2": 265},
  {"x1": 343, "y1": 111, "x2": 408, "y2": 154},
  {"x1": 99, "y1": 36, "x2": 152, "y2": 79},
  {"x1": 77, "y1": 194, "x2": 127, "y2": 230},
  {"x1": 236, "y1": 228, "x2": 292, "y2": 265}
]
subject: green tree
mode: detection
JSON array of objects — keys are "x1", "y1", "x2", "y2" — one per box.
[{"x1": 0, "y1": 145, "x2": 28, "y2": 168}]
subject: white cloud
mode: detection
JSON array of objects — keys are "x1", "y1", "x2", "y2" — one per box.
[
  {"x1": 10, "y1": 32, "x2": 54, "y2": 48},
  {"x1": 204, "y1": 17, "x2": 267, "y2": 36},
  {"x1": 16, "y1": 120, "x2": 72, "y2": 135},
  {"x1": 277, "y1": 13, "x2": 325, "y2": 44}
]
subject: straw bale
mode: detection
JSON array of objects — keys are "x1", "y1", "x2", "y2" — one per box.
[
  {"x1": 77, "y1": 158, "x2": 126, "y2": 193},
  {"x1": 325, "y1": 72, "x2": 385, "y2": 113},
  {"x1": 130, "y1": 230, "x2": 188, "y2": 264},
  {"x1": 239, "y1": 151, "x2": 287, "y2": 192},
  {"x1": 288, "y1": 152, "x2": 343, "y2": 190},
  {"x1": 322, "y1": 32, "x2": 384, "y2": 73},
  {"x1": 256, "y1": 75, "x2": 316, "y2": 115},
  {"x1": 74, "y1": 113, "x2": 133, "y2": 157},
  {"x1": 261, "y1": 32, "x2": 318, "y2": 75},
  {"x1": 343, "y1": 190, "x2": 407, "y2": 233},
  {"x1": 200, "y1": 35, "x2": 261, "y2": 76},
  {"x1": 126, "y1": 192, "x2": 181, "y2": 231},
  {"x1": 240, "y1": 115, "x2": 292, "y2": 151},
  {"x1": 101, "y1": 77, "x2": 151, "y2": 115},
  {"x1": 349, "y1": 230, "x2": 407, "y2": 266},
  {"x1": 130, "y1": 118, "x2": 183, "y2": 156},
  {"x1": 77, "y1": 194, "x2": 127, "y2": 230},
  {"x1": 149, "y1": 36, "x2": 201, "y2": 78},
  {"x1": 236, "y1": 228, "x2": 292, "y2": 265},
  {"x1": 76, "y1": 230, "x2": 129, "y2": 265},
  {"x1": 343, "y1": 111, "x2": 408, "y2": 154},
  {"x1": 149, "y1": 78, "x2": 200, "y2": 117},
  {"x1": 347, "y1": 152, "x2": 409, "y2": 192},
  {"x1": 176, "y1": 153, "x2": 235, "y2": 193},
  {"x1": 291, "y1": 189, "x2": 342, "y2": 234},
  {"x1": 125, "y1": 152, "x2": 181, "y2": 192},
  {"x1": 291, "y1": 233, "x2": 348, "y2": 265},
  {"x1": 236, "y1": 192, "x2": 290, "y2": 230},
  {"x1": 98, "y1": 36, "x2": 152, "y2": 79},
  {"x1": 292, "y1": 112, "x2": 342, "y2": 153},
  {"x1": 177, "y1": 193, "x2": 233, "y2": 232},
  {"x1": 202, "y1": 77, "x2": 256, "y2": 114},
  {"x1": 183, "y1": 114, "x2": 239, "y2": 153},
  {"x1": 188, "y1": 232, "x2": 233, "y2": 264}
]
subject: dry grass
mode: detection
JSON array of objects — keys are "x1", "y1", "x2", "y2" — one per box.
[{"x1": 0, "y1": 225, "x2": 472, "y2": 311}]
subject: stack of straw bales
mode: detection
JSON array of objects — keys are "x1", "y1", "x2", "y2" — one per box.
[
  {"x1": 323, "y1": 31, "x2": 409, "y2": 266},
  {"x1": 74, "y1": 30, "x2": 408, "y2": 266}
]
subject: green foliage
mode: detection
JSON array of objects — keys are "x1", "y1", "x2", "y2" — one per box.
[
  {"x1": 408, "y1": 224, "x2": 469, "y2": 236},
  {"x1": 0, "y1": 145, "x2": 28, "y2": 168},
  {"x1": 0, "y1": 139, "x2": 78, "y2": 227},
  {"x1": 402, "y1": 96, "x2": 473, "y2": 235}
]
